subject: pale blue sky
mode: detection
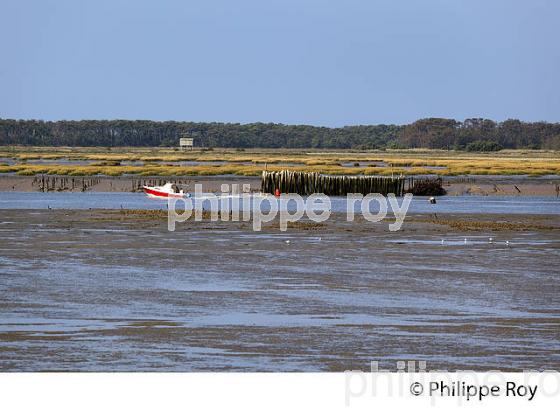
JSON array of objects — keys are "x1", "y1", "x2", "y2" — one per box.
[{"x1": 1, "y1": 0, "x2": 559, "y2": 126}]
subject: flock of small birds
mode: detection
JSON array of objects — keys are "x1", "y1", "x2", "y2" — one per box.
[
  {"x1": 439, "y1": 237, "x2": 511, "y2": 247},
  {"x1": 283, "y1": 237, "x2": 511, "y2": 246}
]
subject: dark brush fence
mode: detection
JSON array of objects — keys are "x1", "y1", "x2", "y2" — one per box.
[
  {"x1": 261, "y1": 170, "x2": 407, "y2": 196},
  {"x1": 262, "y1": 171, "x2": 446, "y2": 196},
  {"x1": 404, "y1": 177, "x2": 446, "y2": 196}
]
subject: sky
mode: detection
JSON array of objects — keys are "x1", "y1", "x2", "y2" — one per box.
[{"x1": 1, "y1": 0, "x2": 559, "y2": 126}]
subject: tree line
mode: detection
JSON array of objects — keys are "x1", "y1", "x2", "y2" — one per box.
[{"x1": 1, "y1": 118, "x2": 559, "y2": 150}]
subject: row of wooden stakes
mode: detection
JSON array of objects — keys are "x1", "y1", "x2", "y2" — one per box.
[{"x1": 261, "y1": 170, "x2": 407, "y2": 196}]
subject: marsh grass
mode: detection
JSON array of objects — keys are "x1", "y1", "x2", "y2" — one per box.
[
  {"x1": 419, "y1": 218, "x2": 556, "y2": 231},
  {"x1": 119, "y1": 209, "x2": 169, "y2": 219},
  {"x1": 1, "y1": 146, "x2": 559, "y2": 176}
]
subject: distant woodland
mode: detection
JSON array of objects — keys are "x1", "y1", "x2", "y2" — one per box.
[{"x1": 1, "y1": 118, "x2": 559, "y2": 151}]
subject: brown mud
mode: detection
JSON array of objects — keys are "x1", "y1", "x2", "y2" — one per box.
[
  {"x1": 1, "y1": 174, "x2": 560, "y2": 196},
  {"x1": 0, "y1": 210, "x2": 559, "y2": 371}
]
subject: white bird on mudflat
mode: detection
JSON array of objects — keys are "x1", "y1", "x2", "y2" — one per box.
[
  {"x1": 506, "y1": 240, "x2": 510, "y2": 247},
  {"x1": 464, "y1": 238, "x2": 468, "y2": 244},
  {"x1": 489, "y1": 237, "x2": 493, "y2": 243},
  {"x1": 285, "y1": 240, "x2": 290, "y2": 244},
  {"x1": 441, "y1": 239, "x2": 444, "y2": 245}
]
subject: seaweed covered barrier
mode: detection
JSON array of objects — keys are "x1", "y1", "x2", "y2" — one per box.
[
  {"x1": 405, "y1": 177, "x2": 446, "y2": 196},
  {"x1": 261, "y1": 170, "x2": 406, "y2": 196},
  {"x1": 261, "y1": 171, "x2": 446, "y2": 196}
]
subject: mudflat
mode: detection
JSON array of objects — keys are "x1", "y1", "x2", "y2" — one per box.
[
  {"x1": 0, "y1": 175, "x2": 262, "y2": 193},
  {"x1": 0, "y1": 210, "x2": 559, "y2": 371},
  {"x1": 1, "y1": 174, "x2": 560, "y2": 196}
]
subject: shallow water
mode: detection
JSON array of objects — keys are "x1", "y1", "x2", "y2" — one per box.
[
  {"x1": 340, "y1": 161, "x2": 446, "y2": 170},
  {"x1": 0, "y1": 157, "x2": 16, "y2": 165},
  {"x1": 23, "y1": 158, "x2": 96, "y2": 166},
  {"x1": 341, "y1": 161, "x2": 387, "y2": 167},
  {"x1": 0, "y1": 191, "x2": 558, "y2": 215},
  {"x1": 111, "y1": 160, "x2": 305, "y2": 167},
  {"x1": 0, "y1": 211, "x2": 558, "y2": 371}
]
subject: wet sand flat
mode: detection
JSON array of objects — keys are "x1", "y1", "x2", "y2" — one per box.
[
  {"x1": 1, "y1": 174, "x2": 560, "y2": 196},
  {"x1": 0, "y1": 210, "x2": 559, "y2": 371},
  {"x1": 0, "y1": 175, "x2": 262, "y2": 194}
]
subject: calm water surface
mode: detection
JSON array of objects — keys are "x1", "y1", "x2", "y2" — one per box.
[{"x1": 0, "y1": 191, "x2": 559, "y2": 214}]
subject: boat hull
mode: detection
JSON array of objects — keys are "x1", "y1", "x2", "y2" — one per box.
[{"x1": 143, "y1": 187, "x2": 184, "y2": 199}]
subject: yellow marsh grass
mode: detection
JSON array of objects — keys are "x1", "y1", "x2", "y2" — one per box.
[
  {"x1": 1, "y1": 146, "x2": 559, "y2": 176},
  {"x1": 3, "y1": 161, "x2": 559, "y2": 177}
]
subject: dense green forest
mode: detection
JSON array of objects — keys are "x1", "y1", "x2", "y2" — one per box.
[{"x1": 1, "y1": 118, "x2": 559, "y2": 150}]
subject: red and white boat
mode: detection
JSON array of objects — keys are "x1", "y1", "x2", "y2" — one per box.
[{"x1": 143, "y1": 182, "x2": 189, "y2": 199}]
